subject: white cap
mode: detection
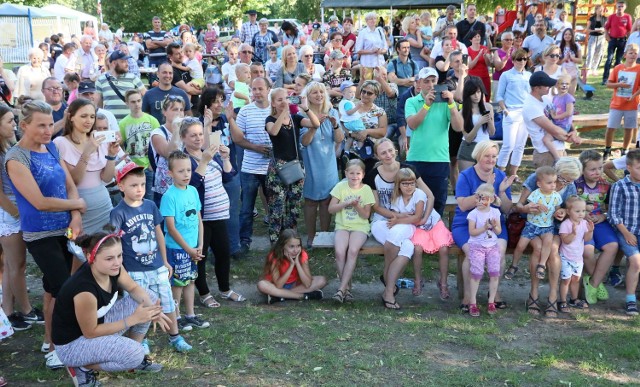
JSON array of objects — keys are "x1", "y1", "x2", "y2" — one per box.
[{"x1": 417, "y1": 67, "x2": 438, "y2": 80}]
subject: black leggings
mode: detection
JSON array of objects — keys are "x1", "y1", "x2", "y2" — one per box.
[
  {"x1": 195, "y1": 219, "x2": 231, "y2": 296},
  {"x1": 26, "y1": 235, "x2": 73, "y2": 297}
]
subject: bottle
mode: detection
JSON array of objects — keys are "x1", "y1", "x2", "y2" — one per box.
[{"x1": 396, "y1": 278, "x2": 415, "y2": 289}]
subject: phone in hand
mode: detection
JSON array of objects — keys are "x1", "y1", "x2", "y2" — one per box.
[
  {"x1": 462, "y1": 54, "x2": 469, "y2": 65},
  {"x1": 287, "y1": 96, "x2": 301, "y2": 104},
  {"x1": 433, "y1": 84, "x2": 448, "y2": 103},
  {"x1": 93, "y1": 130, "x2": 117, "y2": 142},
  {"x1": 209, "y1": 131, "x2": 221, "y2": 148}
]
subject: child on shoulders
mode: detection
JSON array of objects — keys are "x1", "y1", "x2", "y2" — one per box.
[{"x1": 543, "y1": 73, "x2": 580, "y2": 162}]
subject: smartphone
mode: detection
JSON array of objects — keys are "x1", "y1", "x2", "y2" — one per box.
[
  {"x1": 489, "y1": 47, "x2": 499, "y2": 52},
  {"x1": 93, "y1": 130, "x2": 117, "y2": 142},
  {"x1": 209, "y1": 131, "x2": 221, "y2": 148},
  {"x1": 433, "y1": 84, "x2": 448, "y2": 103},
  {"x1": 462, "y1": 54, "x2": 469, "y2": 65},
  {"x1": 287, "y1": 95, "x2": 301, "y2": 104}
]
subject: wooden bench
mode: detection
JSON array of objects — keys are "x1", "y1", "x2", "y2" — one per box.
[
  {"x1": 574, "y1": 113, "x2": 630, "y2": 147},
  {"x1": 312, "y1": 194, "x2": 521, "y2": 299}
]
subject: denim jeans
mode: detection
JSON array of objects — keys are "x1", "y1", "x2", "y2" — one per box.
[
  {"x1": 603, "y1": 38, "x2": 626, "y2": 82},
  {"x1": 144, "y1": 168, "x2": 154, "y2": 201},
  {"x1": 224, "y1": 174, "x2": 241, "y2": 254},
  {"x1": 239, "y1": 172, "x2": 267, "y2": 246}
]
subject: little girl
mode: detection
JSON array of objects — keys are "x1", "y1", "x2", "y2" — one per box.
[
  {"x1": 558, "y1": 196, "x2": 594, "y2": 311},
  {"x1": 543, "y1": 73, "x2": 580, "y2": 161},
  {"x1": 256, "y1": 229, "x2": 327, "y2": 304},
  {"x1": 329, "y1": 159, "x2": 375, "y2": 303},
  {"x1": 466, "y1": 183, "x2": 503, "y2": 317},
  {"x1": 183, "y1": 43, "x2": 205, "y2": 89},
  {"x1": 64, "y1": 72, "x2": 80, "y2": 104},
  {"x1": 420, "y1": 12, "x2": 434, "y2": 51}
]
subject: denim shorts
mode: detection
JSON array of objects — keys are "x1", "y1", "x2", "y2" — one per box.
[
  {"x1": 128, "y1": 266, "x2": 176, "y2": 314},
  {"x1": 616, "y1": 231, "x2": 640, "y2": 258},
  {"x1": 283, "y1": 282, "x2": 296, "y2": 290},
  {"x1": 521, "y1": 222, "x2": 555, "y2": 240}
]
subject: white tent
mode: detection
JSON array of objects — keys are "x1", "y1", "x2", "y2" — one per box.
[{"x1": 42, "y1": 4, "x2": 98, "y2": 26}]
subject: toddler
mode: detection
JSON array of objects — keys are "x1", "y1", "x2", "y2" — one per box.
[
  {"x1": 232, "y1": 63, "x2": 251, "y2": 111},
  {"x1": 183, "y1": 43, "x2": 205, "y2": 89},
  {"x1": 338, "y1": 80, "x2": 365, "y2": 150},
  {"x1": 64, "y1": 72, "x2": 80, "y2": 104},
  {"x1": 420, "y1": 12, "x2": 434, "y2": 50},
  {"x1": 543, "y1": 73, "x2": 579, "y2": 161}
]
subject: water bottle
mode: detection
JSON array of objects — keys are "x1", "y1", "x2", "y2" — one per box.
[{"x1": 396, "y1": 278, "x2": 415, "y2": 289}]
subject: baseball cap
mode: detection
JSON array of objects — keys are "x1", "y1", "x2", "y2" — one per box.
[
  {"x1": 340, "y1": 80, "x2": 355, "y2": 92},
  {"x1": 109, "y1": 50, "x2": 131, "y2": 62},
  {"x1": 78, "y1": 81, "x2": 96, "y2": 94},
  {"x1": 246, "y1": 10, "x2": 257, "y2": 15},
  {"x1": 330, "y1": 50, "x2": 346, "y2": 60},
  {"x1": 417, "y1": 67, "x2": 438, "y2": 80},
  {"x1": 116, "y1": 162, "x2": 145, "y2": 184},
  {"x1": 529, "y1": 71, "x2": 558, "y2": 87}
]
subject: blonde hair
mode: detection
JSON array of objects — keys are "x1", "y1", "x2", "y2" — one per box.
[
  {"x1": 475, "y1": 183, "x2": 501, "y2": 206},
  {"x1": 360, "y1": 80, "x2": 381, "y2": 97},
  {"x1": 557, "y1": 73, "x2": 572, "y2": 84},
  {"x1": 301, "y1": 81, "x2": 331, "y2": 114},
  {"x1": 345, "y1": 159, "x2": 365, "y2": 174},
  {"x1": 543, "y1": 44, "x2": 560, "y2": 58},
  {"x1": 554, "y1": 157, "x2": 582, "y2": 181},
  {"x1": 401, "y1": 16, "x2": 416, "y2": 34},
  {"x1": 281, "y1": 45, "x2": 298, "y2": 69},
  {"x1": 536, "y1": 165, "x2": 557, "y2": 181},
  {"x1": 299, "y1": 44, "x2": 314, "y2": 58},
  {"x1": 626, "y1": 43, "x2": 639, "y2": 54},
  {"x1": 269, "y1": 88, "x2": 288, "y2": 116},
  {"x1": 471, "y1": 140, "x2": 500, "y2": 162},
  {"x1": 564, "y1": 195, "x2": 585, "y2": 211},
  {"x1": 234, "y1": 63, "x2": 250, "y2": 77},
  {"x1": 392, "y1": 168, "x2": 417, "y2": 203}
]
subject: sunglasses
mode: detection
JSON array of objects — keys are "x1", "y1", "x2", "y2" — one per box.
[
  {"x1": 514, "y1": 57, "x2": 528, "y2": 62},
  {"x1": 241, "y1": 50, "x2": 253, "y2": 54},
  {"x1": 502, "y1": 38, "x2": 513, "y2": 41},
  {"x1": 303, "y1": 54, "x2": 313, "y2": 58},
  {"x1": 549, "y1": 54, "x2": 560, "y2": 58},
  {"x1": 332, "y1": 38, "x2": 343, "y2": 42},
  {"x1": 43, "y1": 87, "x2": 63, "y2": 92},
  {"x1": 361, "y1": 90, "x2": 376, "y2": 96}
]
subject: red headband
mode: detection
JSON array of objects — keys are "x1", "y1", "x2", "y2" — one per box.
[{"x1": 88, "y1": 232, "x2": 123, "y2": 264}]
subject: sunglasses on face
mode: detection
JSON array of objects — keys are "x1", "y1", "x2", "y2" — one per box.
[
  {"x1": 361, "y1": 90, "x2": 376, "y2": 96},
  {"x1": 241, "y1": 50, "x2": 253, "y2": 54},
  {"x1": 303, "y1": 54, "x2": 313, "y2": 58},
  {"x1": 514, "y1": 57, "x2": 528, "y2": 62},
  {"x1": 502, "y1": 38, "x2": 513, "y2": 41}
]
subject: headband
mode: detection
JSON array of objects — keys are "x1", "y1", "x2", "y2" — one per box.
[{"x1": 88, "y1": 232, "x2": 123, "y2": 264}]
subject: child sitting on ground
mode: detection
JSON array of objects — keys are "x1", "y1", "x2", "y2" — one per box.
[
  {"x1": 231, "y1": 63, "x2": 251, "y2": 112},
  {"x1": 338, "y1": 80, "x2": 365, "y2": 151},
  {"x1": 543, "y1": 73, "x2": 579, "y2": 161}
]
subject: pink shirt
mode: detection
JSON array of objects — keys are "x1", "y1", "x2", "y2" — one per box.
[
  {"x1": 467, "y1": 207, "x2": 501, "y2": 247},
  {"x1": 559, "y1": 219, "x2": 589, "y2": 261},
  {"x1": 53, "y1": 136, "x2": 109, "y2": 189}
]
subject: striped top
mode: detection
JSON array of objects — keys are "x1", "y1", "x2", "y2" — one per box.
[
  {"x1": 143, "y1": 30, "x2": 173, "y2": 60},
  {"x1": 235, "y1": 103, "x2": 272, "y2": 175},
  {"x1": 203, "y1": 158, "x2": 230, "y2": 221},
  {"x1": 95, "y1": 73, "x2": 144, "y2": 121}
]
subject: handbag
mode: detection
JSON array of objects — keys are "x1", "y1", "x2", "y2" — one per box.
[
  {"x1": 506, "y1": 211, "x2": 526, "y2": 249},
  {"x1": 274, "y1": 116, "x2": 305, "y2": 185}
]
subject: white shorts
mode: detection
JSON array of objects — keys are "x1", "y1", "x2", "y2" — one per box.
[
  {"x1": 0, "y1": 208, "x2": 20, "y2": 237},
  {"x1": 607, "y1": 109, "x2": 638, "y2": 129},
  {"x1": 560, "y1": 255, "x2": 584, "y2": 280},
  {"x1": 371, "y1": 220, "x2": 415, "y2": 259}
]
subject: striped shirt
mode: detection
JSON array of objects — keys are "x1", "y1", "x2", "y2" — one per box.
[
  {"x1": 235, "y1": 103, "x2": 271, "y2": 175},
  {"x1": 608, "y1": 176, "x2": 640, "y2": 235},
  {"x1": 143, "y1": 30, "x2": 172, "y2": 60},
  {"x1": 202, "y1": 159, "x2": 230, "y2": 221},
  {"x1": 96, "y1": 73, "x2": 144, "y2": 121}
]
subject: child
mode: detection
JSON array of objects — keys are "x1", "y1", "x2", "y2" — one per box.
[
  {"x1": 466, "y1": 183, "x2": 503, "y2": 317},
  {"x1": 338, "y1": 80, "x2": 365, "y2": 151},
  {"x1": 328, "y1": 159, "x2": 375, "y2": 303},
  {"x1": 543, "y1": 73, "x2": 579, "y2": 161},
  {"x1": 558, "y1": 196, "x2": 594, "y2": 311},
  {"x1": 256, "y1": 229, "x2": 326, "y2": 304},
  {"x1": 183, "y1": 43, "x2": 205, "y2": 89},
  {"x1": 419, "y1": 12, "x2": 434, "y2": 51},
  {"x1": 110, "y1": 162, "x2": 192, "y2": 353},
  {"x1": 63, "y1": 72, "x2": 80, "y2": 104},
  {"x1": 160, "y1": 151, "x2": 209, "y2": 330},
  {"x1": 265, "y1": 46, "x2": 282, "y2": 84},
  {"x1": 231, "y1": 63, "x2": 251, "y2": 112},
  {"x1": 604, "y1": 43, "x2": 640, "y2": 159},
  {"x1": 508, "y1": 166, "x2": 562, "y2": 280},
  {"x1": 608, "y1": 149, "x2": 640, "y2": 315},
  {"x1": 575, "y1": 149, "x2": 620, "y2": 305}
]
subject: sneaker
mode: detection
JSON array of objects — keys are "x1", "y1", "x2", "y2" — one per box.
[
  {"x1": 184, "y1": 315, "x2": 210, "y2": 329},
  {"x1": 8, "y1": 313, "x2": 31, "y2": 331},
  {"x1": 609, "y1": 269, "x2": 624, "y2": 287},
  {"x1": 238, "y1": 243, "x2": 250, "y2": 257},
  {"x1": 583, "y1": 275, "x2": 598, "y2": 305},
  {"x1": 67, "y1": 366, "x2": 101, "y2": 386},
  {"x1": 303, "y1": 290, "x2": 323, "y2": 300},
  {"x1": 487, "y1": 303, "x2": 497, "y2": 315},
  {"x1": 252, "y1": 208, "x2": 259, "y2": 218},
  {"x1": 597, "y1": 283, "x2": 610, "y2": 301},
  {"x1": 176, "y1": 317, "x2": 193, "y2": 332},
  {"x1": 45, "y1": 350, "x2": 65, "y2": 370},
  {"x1": 170, "y1": 335, "x2": 192, "y2": 352},
  {"x1": 469, "y1": 304, "x2": 480, "y2": 317},
  {"x1": 626, "y1": 301, "x2": 639, "y2": 316},
  {"x1": 134, "y1": 355, "x2": 162, "y2": 373},
  {"x1": 20, "y1": 307, "x2": 44, "y2": 324},
  {"x1": 41, "y1": 342, "x2": 51, "y2": 353},
  {"x1": 267, "y1": 295, "x2": 285, "y2": 304},
  {"x1": 141, "y1": 339, "x2": 150, "y2": 356}
]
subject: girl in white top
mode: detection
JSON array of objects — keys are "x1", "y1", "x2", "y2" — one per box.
[{"x1": 458, "y1": 77, "x2": 495, "y2": 172}]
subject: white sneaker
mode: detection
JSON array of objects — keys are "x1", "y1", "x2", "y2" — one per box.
[
  {"x1": 45, "y1": 350, "x2": 65, "y2": 370},
  {"x1": 41, "y1": 342, "x2": 51, "y2": 353}
]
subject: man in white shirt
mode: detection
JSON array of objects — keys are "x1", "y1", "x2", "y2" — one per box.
[
  {"x1": 53, "y1": 43, "x2": 76, "y2": 82},
  {"x1": 434, "y1": 5, "x2": 458, "y2": 40},
  {"x1": 522, "y1": 20, "x2": 555, "y2": 65}
]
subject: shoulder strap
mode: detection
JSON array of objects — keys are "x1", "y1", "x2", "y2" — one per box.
[{"x1": 104, "y1": 74, "x2": 126, "y2": 102}]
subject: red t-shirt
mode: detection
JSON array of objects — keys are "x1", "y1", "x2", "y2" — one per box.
[
  {"x1": 264, "y1": 250, "x2": 309, "y2": 285},
  {"x1": 342, "y1": 32, "x2": 356, "y2": 56},
  {"x1": 609, "y1": 62, "x2": 640, "y2": 110},
  {"x1": 605, "y1": 13, "x2": 632, "y2": 38}
]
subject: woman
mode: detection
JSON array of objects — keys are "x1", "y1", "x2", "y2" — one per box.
[
  {"x1": 458, "y1": 77, "x2": 496, "y2": 172},
  {"x1": 274, "y1": 45, "x2": 306, "y2": 91},
  {"x1": 93, "y1": 44, "x2": 107, "y2": 77},
  {"x1": 180, "y1": 31, "x2": 202, "y2": 62},
  {"x1": 204, "y1": 24, "x2": 219, "y2": 54},
  {"x1": 366, "y1": 138, "x2": 438, "y2": 308},
  {"x1": 451, "y1": 140, "x2": 516, "y2": 312},
  {"x1": 535, "y1": 44, "x2": 566, "y2": 94},
  {"x1": 290, "y1": 73, "x2": 312, "y2": 115},
  {"x1": 83, "y1": 20, "x2": 98, "y2": 40},
  {"x1": 586, "y1": 5, "x2": 606, "y2": 76},
  {"x1": 355, "y1": 12, "x2": 388, "y2": 81},
  {"x1": 402, "y1": 16, "x2": 426, "y2": 70},
  {"x1": 265, "y1": 88, "x2": 319, "y2": 243},
  {"x1": 514, "y1": 157, "x2": 581, "y2": 317},
  {"x1": 496, "y1": 48, "x2": 532, "y2": 178},
  {"x1": 299, "y1": 45, "x2": 325, "y2": 82},
  {"x1": 52, "y1": 232, "x2": 170, "y2": 385},
  {"x1": 467, "y1": 31, "x2": 492, "y2": 101},
  {"x1": 559, "y1": 29, "x2": 582, "y2": 95},
  {"x1": 252, "y1": 18, "x2": 280, "y2": 64},
  {"x1": 0, "y1": 54, "x2": 16, "y2": 105},
  {"x1": 281, "y1": 21, "x2": 306, "y2": 49},
  {"x1": 341, "y1": 17, "x2": 357, "y2": 58},
  {"x1": 512, "y1": 10, "x2": 528, "y2": 34},
  {"x1": 15, "y1": 48, "x2": 50, "y2": 101},
  {"x1": 350, "y1": 81, "x2": 388, "y2": 173},
  {"x1": 324, "y1": 32, "x2": 352, "y2": 69},
  {"x1": 491, "y1": 31, "x2": 515, "y2": 98},
  {"x1": 435, "y1": 37, "x2": 453, "y2": 84},
  {"x1": 300, "y1": 82, "x2": 344, "y2": 248},
  {"x1": 513, "y1": 31, "x2": 524, "y2": 50},
  {"x1": 180, "y1": 117, "x2": 246, "y2": 305},
  {"x1": 6, "y1": 101, "x2": 86, "y2": 369},
  {"x1": 322, "y1": 50, "x2": 352, "y2": 107},
  {"x1": 98, "y1": 23, "x2": 114, "y2": 47}
]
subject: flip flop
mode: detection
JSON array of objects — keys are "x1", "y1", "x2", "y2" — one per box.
[
  {"x1": 382, "y1": 298, "x2": 401, "y2": 310},
  {"x1": 379, "y1": 274, "x2": 399, "y2": 296},
  {"x1": 200, "y1": 294, "x2": 221, "y2": 308}
]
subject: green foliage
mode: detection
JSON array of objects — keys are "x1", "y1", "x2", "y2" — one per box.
[{"x1": 475, "y1": 0, "x2": 515, "y2": 15}]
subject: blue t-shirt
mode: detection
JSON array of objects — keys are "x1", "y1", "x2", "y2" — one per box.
[
  {"x1": 141, "y1": 86, "x2": 192, "y2": 124},
  {"x1": 160, "y1": 185, "x2": 201, "y2": 249},
  {"x1": 110, "y1": 199, "x2": 163, "y2": 272}
]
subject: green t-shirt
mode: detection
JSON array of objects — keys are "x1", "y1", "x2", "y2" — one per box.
[
  {"x1": 119, "y1": 113, "x2": 160, "y2": 168},
  {"x1": 232, "y1": 81, "x2": 250, "y2": 109},
  {"x1": 405, "y1": 94, "x2": 451, "y2": 163}
]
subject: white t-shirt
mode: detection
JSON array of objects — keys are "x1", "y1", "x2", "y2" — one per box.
[
  {"x1": 522, "y1": 93, "x2": 564, "y2": 154},
  {"x1": 390, "y1": 188, "x2": 426, "y2": 216},
  {"x1": 553, "y1": 20, "x2": 572, "y2": 41},
  {"x1": 53, "y1": 54, "x2": 69, "y2": 82},
  {"x1": 186, "y1": 58, "x2": 204, "y2": 80},
  {"x1": 613, "y1": 156, "x2": 627, "y2": 170},
  {"x1": 127, "y1": 42, "x2": 145, "y2": 60}
]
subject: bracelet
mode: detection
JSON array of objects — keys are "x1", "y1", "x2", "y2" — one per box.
[
  {"x1": 105, "y1": 155, "x2": 117, "y2": 161},
  {"x1": 447, "y1": 102, "x2": 456, "y2": 109},
  {"x1": 333, "y1": 125, "x2": 339, "y2": 130},
  {"x1": 422, "y1": 104, "x2": 430, "y2": 111},
  {"x1": 123, "y1": 317, "x2": 129, "y2": 330},
  {"x1": 303, "y1": 108, "x2": 310, "y2": 112}
]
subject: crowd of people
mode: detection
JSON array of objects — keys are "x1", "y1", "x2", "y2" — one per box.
[{"x1": 1, "y1": 4, "x2": 640, "y2": 386}]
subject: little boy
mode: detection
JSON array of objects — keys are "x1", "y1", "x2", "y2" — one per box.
[
  {"x1": 608, "y1": 149, "x2": 640, "y2": 315},
  {"x1": 183, "y1": 43, "x2": 205, "y2": 89},
  {"x1": 265, "y1": 46, "x2": 282, "y2": 84},
  {"x1": 604, "y1": 43, "x2": 640, "y2": 160},
  {"x1": 544, "y1": 73, "x2": 580, "y2": 161},
  {"x1": 232, "y1": 63, "x2": 251, "y2": 111},
  {"x1": 159, "y1": 151, "x2": 209, "y2": 330},
  {"x1": 110, "y1": 162, "x2": 192, "y2": 354},
  {"x1": 338, "y1": 80, "x2": 365, "y2": 151}
]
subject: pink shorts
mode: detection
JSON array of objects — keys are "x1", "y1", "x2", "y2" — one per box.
[{"x1": 468, "y1": 243, "x2": 501, "y2": 280}]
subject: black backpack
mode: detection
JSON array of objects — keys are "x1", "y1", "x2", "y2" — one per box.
[
  {"x1": 391, "y1": 58, "x2": 416, "y2": 78},
  {"x1": 147, "y1": 125, "x2": 169, "y2": 171}
]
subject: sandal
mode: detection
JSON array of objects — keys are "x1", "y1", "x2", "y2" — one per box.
[
  {"x1": 437, "y1": 281, "x2": 450, "y2": 300},
  {"x1": 487, "y1": 292, "x2": 506, "y2": 309},
  {"x1": 220, "y1": 290, "x2": 246, "y2": 302},
  {"x1": 333, "y1": 289, "x2": 345, "y2": 303},
  {"x1": 545, "y1": 299, "x2": 559, "y2": 318},
  {"x1": 200, "y1": 294, "x2": 221, "y2": 308},
  {"x1": 535, "y1": 264, "x2": 546, "y2": 280},
  {"x1": 344, "y1": 289, "x2": 354, "y2": 301},
  {"x1": 382, "y1": 298, "x2": 401, "y2": 310},
  {"x1": 504, "y1": 265, "x2": 519, "y2": 280},
  {"x1": 569, "y1": 298, "x2": 589, "y2": 309},
  {"x1": 558, "y1": 301, "x2": 570, "y2": 313},
  {"x1": 379, "y1": 274, "x2": 399, "y2": 296},
  {"x1": 526, "y1": 293, "x2": 541, "y2": 316},
  {"x1": 459, "y1": 304, "x2": 470, "y2": 313}
]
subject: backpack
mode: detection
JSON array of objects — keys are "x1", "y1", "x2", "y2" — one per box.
[
  {"x1": 147, "y1": 125, "x2": 169, "y2": 171},
  {"x1": 391, "y1": 58, "x2": 416, "y2": 78}
]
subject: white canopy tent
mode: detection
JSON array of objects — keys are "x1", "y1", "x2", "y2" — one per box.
[{"x1": 42, "y1": 4, "x2": 98, "y2": 27}]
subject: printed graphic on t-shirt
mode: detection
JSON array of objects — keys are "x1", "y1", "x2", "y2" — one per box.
[
  {"x1": 618, "y1": 71, "x2": 636, "y2": 98},
  {"x1": 124, "y1": 213, "x2": 158, "y2": 265},
  {"x1": 123, "y1": 122, "x2": 152, "y2": 158}
]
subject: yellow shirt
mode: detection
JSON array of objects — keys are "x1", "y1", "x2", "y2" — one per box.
[{"x1": 331, "y1": 180, "x2": 375, "y2": 233}]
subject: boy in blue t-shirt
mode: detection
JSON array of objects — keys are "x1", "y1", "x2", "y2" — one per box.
[
  {"x1": 110, "y1": 162, "x2": 192, "y2": 353},
  {"x1": 160, "y1": 151, "x2": 209, "y2": 330}
]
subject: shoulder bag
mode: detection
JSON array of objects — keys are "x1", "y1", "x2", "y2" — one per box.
[{"x1": 274, "y1": 116, "x2": 305, "y2": 185}]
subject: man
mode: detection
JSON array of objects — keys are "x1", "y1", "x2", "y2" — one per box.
[
  {"x1": 49, "y1": 34, "x2": 63, "y2": 64},
  {"x1": 41, "y1": 77, "x2": 67, "y2": 135},
  {"x1": 405, "y1": 67, "x2": 463, "y2": 215},
  {"x1": 78, "y1": 80, "x2": 119, "y2": 132},
  {"x1": 434, "y1": 5, "x2": 458, "y2": 40},
  {"x1": 250, "y1": 62, "x2": 266, "y2": 80},
  {"x1": 238, "y1": 43, "x2": 254, "y2": 65},
  {"x1": 240, "y1": 10, "x2": 260, "y2": 45},
  {"x1": 522, "y1": 20, "x2": 554, "y2": 65},
  {"x1": 522, "y1": 72, "x2": 579, "y2": 167},
  {"x1": 118, "y1": 42, "x2": 140, "y2": 78},
  {"x1": 544, "y1": 8, "x2": 556, "y2": 35},
  {"x1": 429, "y1": 25, "x2": 468, "y2": 67},
  {"x1": 373, "y1": 66, "x2": 398, "y2": 140},
  {"x1": 95, "y1": 50, "x2": 146, "y2": 121},
  {"x1": 387, "y1": 38, "x2": 418, "y2": 97},
  {"x1": 603, "y1": 0, "x2": 633, "y2": 84},
  {"x1": 53, "y1": 43, "x2": 76, "y2": 83},
  {"x1": 142, "y1": 62, "x2": 192, "y2": 123},
  {"x1": 443, "y1": 51, "x2": 468, "y2": 190},
  {"x1": 525, "y1": 3, "x2": 538, "y2": 35},
  {"x1": 166, "y1": 43, "x2": 201, "y2": 103},
  {"x1": 228, "y1": 77, "x2": 272, "y2": 255},
  {"x1": 144, "y1": 16, "x2": 173, "y2": 68},
  {"x1": 76, "y1": 35, "x2": 97, "y2": 80},
  {"x1": 456, "y1": 4, "x2": 486, "y2": 47}
]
